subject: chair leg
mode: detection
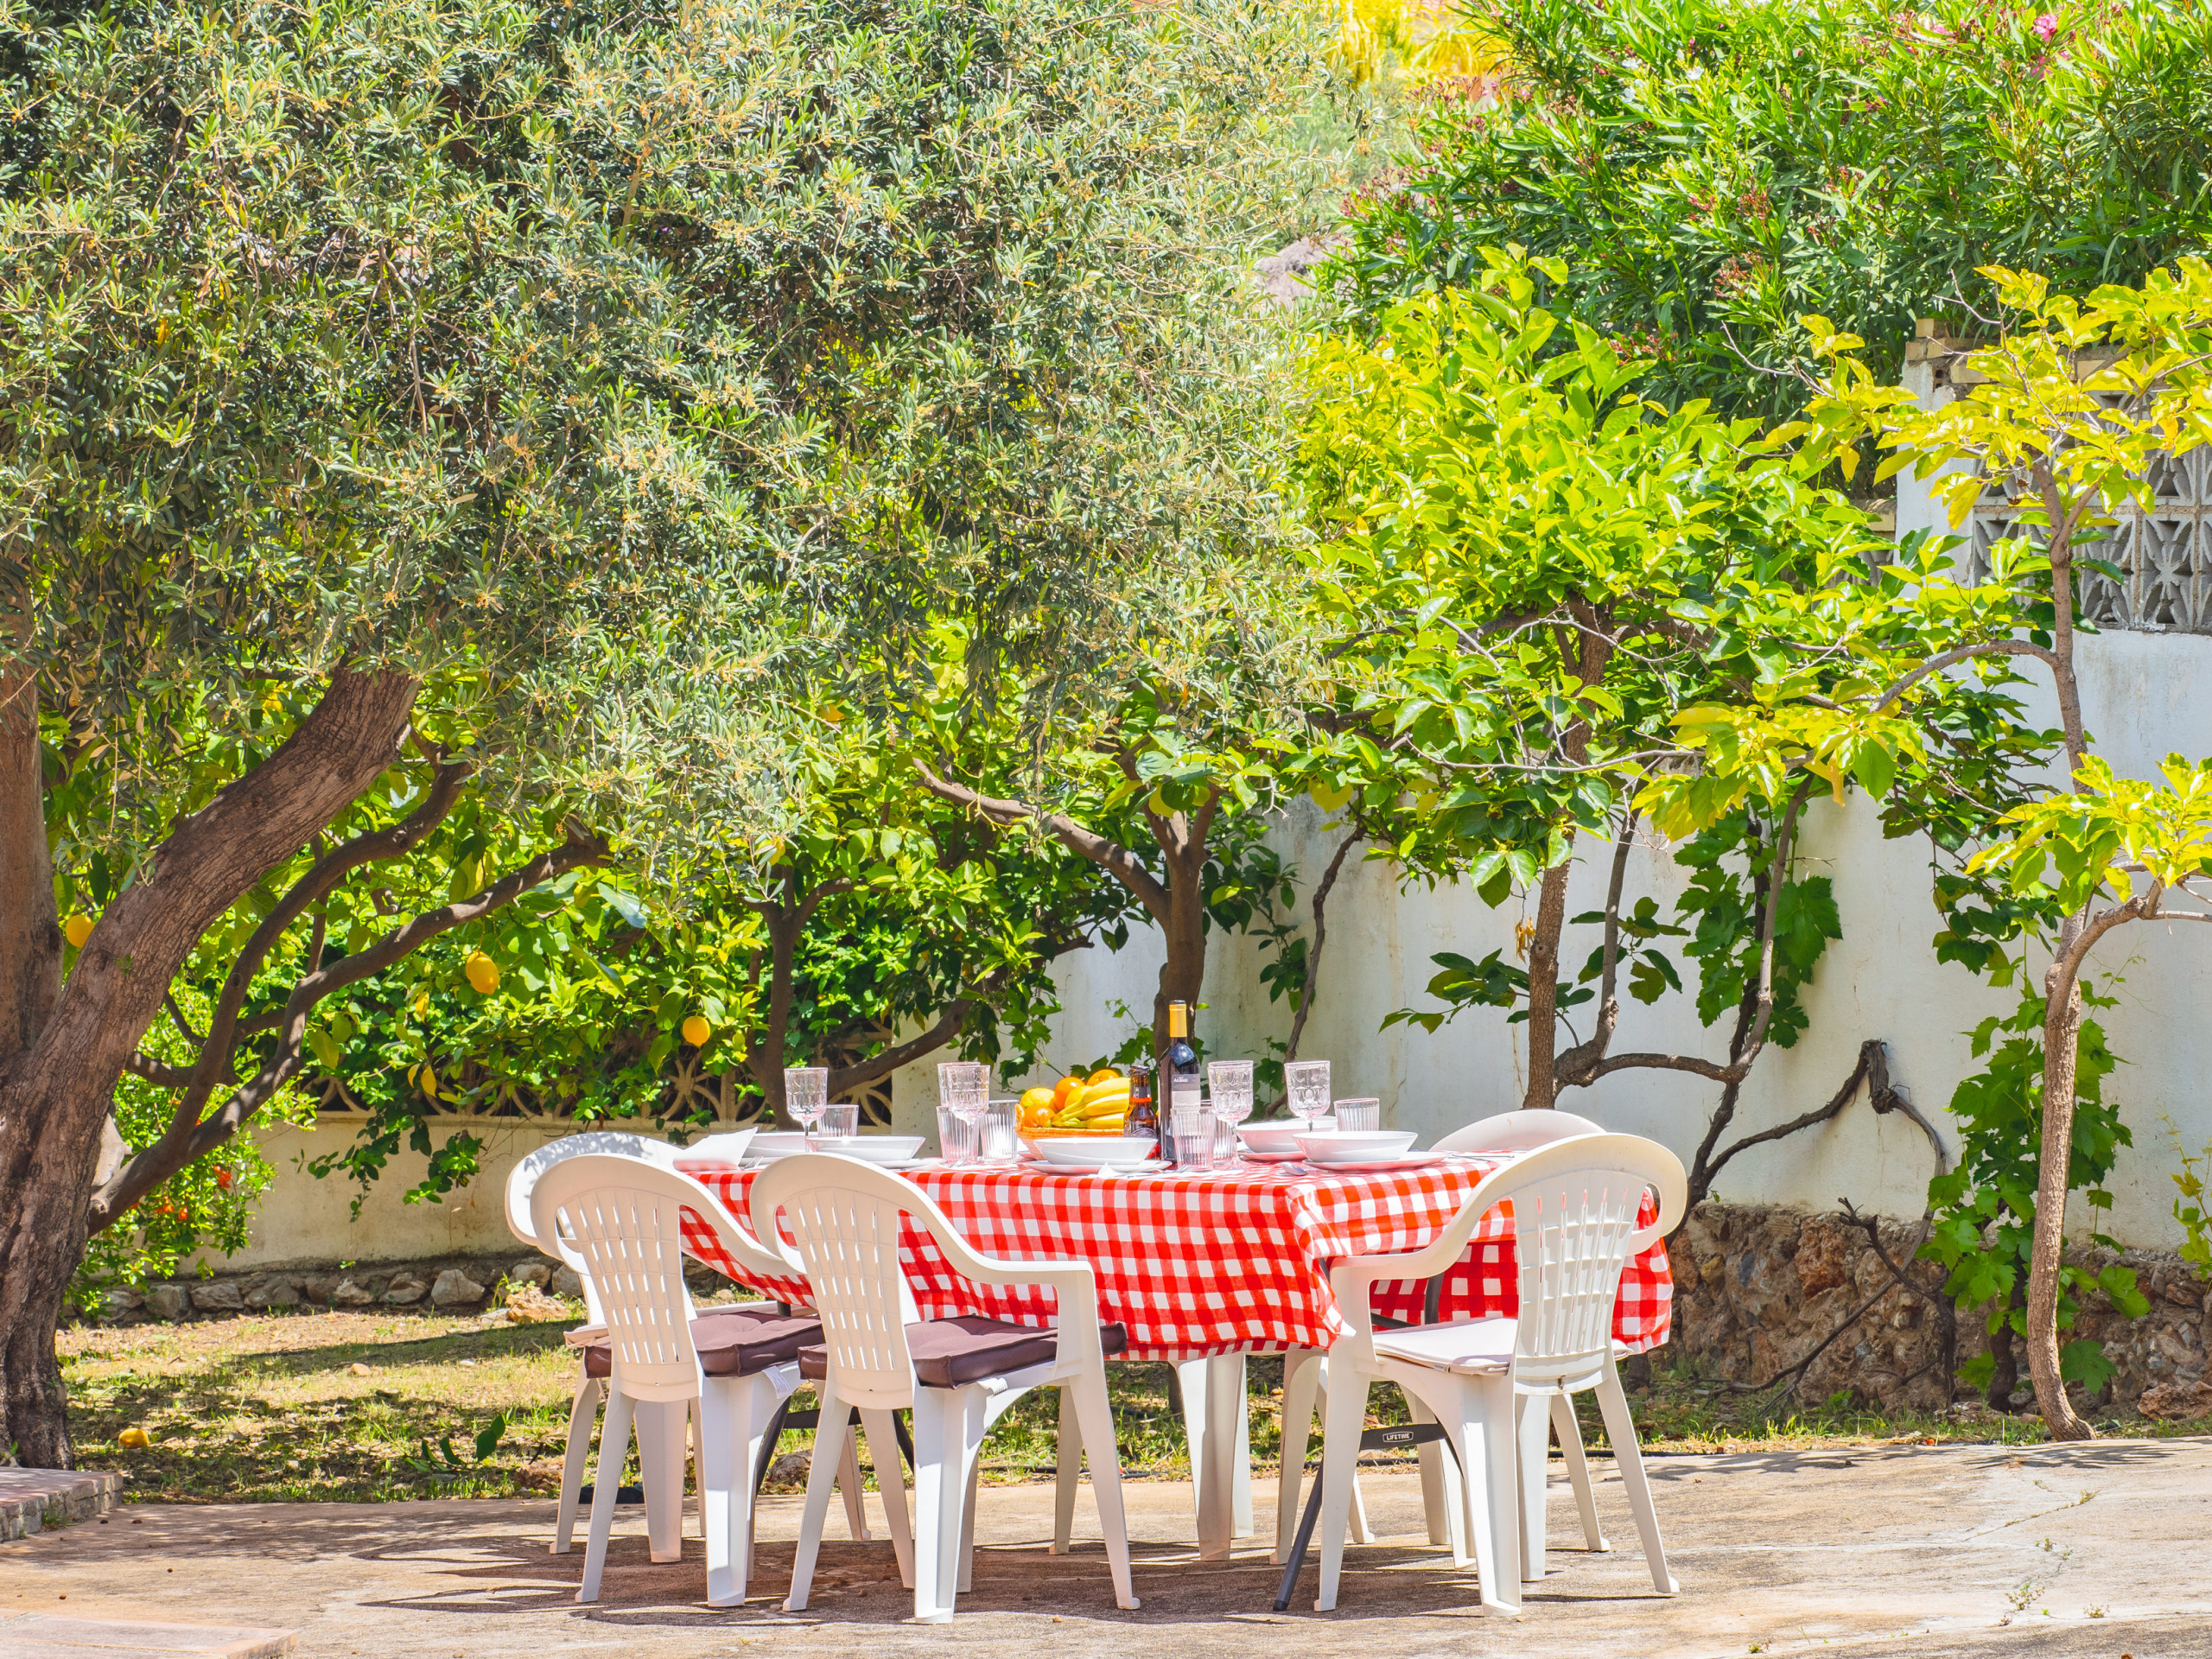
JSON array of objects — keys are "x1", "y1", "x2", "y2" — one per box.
[
  {"x1": 1066, "y1": 1366, "x2": 1141, "y2": 1610},
  {"x1": 554, "y1": 1370, "x2": 601, "y2": 1555},
  {"x1": 636, "y1": 1399, "x2": 687, "y2": 1563},
  {"x1": 1313, "y1": 1369, "x2": 1367, "y2": 1612},
  {"x1": 1409, "y1": 1391, "x2": 1452, "y2": 1549},
  {"x1": 784, "y1": 1399, "x2": 854, "y2": 1612},
  {"x1": 1515, "y1": 1390, "x2": 1551, "y2": 1583},
  {"x1": 1551, "y1": 1392, "x2": 1610, "y2": 1552},
  {"x1": 838, "y1": 1420, "x2": 872, "y2": 1542},
  {"x1": 1051, "y1": 1385, "x2": 1081, "y2": 1555},
  {"x1": 1274, "y1": 1350, "x2": 1321, "y2": 1566},
  {"x1": 911, "y1": 1386, "x2": 985, "y2": 1622},
  {"x1": 1593, "y1": 1362, "x2": 1677, "y2": 1595},
  {"x1": 1448, "y1": 1375, "x2": 1521, "y2": 1618},
  {"x1": 698, "y1": 1377, "x2": 738, "y2": 1607},
  {"x1": 576, "y1": 1388, "x2": 635, "y2": 1605},
  {"x1": 857, "y1": 1408, "x2": 915, "y2": 1589},
  {"x1": 958, "y1": 1444, "x2": 982, "y2": 1593}
]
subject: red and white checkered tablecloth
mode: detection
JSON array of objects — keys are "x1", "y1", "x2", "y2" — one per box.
[{"x1": 673, "y1": 1152, "x2": 1670, "y2": 1362}]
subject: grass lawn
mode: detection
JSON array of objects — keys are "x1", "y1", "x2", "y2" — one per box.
[{"x1": 57, "y1": 1304, "x2": 2208, "y2": 1505}]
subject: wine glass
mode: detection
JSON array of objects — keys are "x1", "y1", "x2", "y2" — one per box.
[
  {"x1": 785, "y1": 1065, "x2": 829, "y2": 1147},
  {"x1": 1208, "y1": 1060, "x2": 1255, "y2": 1164},
  {"x1": 1284, "y1": 1059, "x2": 1332, "y2": 1137}
]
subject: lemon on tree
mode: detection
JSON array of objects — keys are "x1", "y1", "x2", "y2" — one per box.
[
  {"x1": 64, "y1": 914, "x2": 94, "y2": 948},
  {"x1": 682, "y1": 1014, "x2": 713, "y2": 1047},
  {"x1": 463, "y1": 950, "x2": 499, "y2": 994}
]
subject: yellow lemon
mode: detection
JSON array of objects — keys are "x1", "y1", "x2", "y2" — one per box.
[
  {"x1": 682, "y1": 1014, "x2": 712, "y2": 1047},
  {"x1": 64, "y1": 913, "x2": 94, "y2": 949},
  {"x1": 118, "y1": 1426, "x2": 152, "y2": 1448},
  {"x1": 1310, "y1": 780, "x2": 1356, "y2": 811},
  {"x1": 463, "y1": 950, "x2": 499, "y2": 995}
]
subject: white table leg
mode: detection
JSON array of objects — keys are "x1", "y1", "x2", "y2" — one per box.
[
  {"x1": 1188, "y1": 1353, "x2": 1242, "y2": 1560},
  {"x1": 636, "y1": 1399, "x2": 688, "y2": 1562},
  {"x1": 1234, "y1": 1357, "x2": 1254, "y2": 1538}
]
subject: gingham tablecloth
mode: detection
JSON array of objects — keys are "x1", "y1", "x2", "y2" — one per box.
[{"x1": 672, "y1": 1152, "x2": 1671, "y2": 1362}]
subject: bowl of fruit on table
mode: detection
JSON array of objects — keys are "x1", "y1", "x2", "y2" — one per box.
[{"x1": 1017, "y1": 1068, "x2": 1155, "y2": 1160}]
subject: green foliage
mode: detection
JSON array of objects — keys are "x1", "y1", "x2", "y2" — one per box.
[
  {"x1": 1922, "y1": 987, "x2": 2148, "y2": 1393},
  {"x1": 2172, "y1": 1139, "x2": 2212, "y2": 1281},
  {"x1": 1332, "y1": 0, "x2": 2212, "y2": 425},
  {"x1": 1296, "y1": 251, "x2": 1897, "y2": 1056}
]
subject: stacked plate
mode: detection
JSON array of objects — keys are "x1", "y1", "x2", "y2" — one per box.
[
  {"x1": 1291, "y1": 1129, "x2": 1435, "y2": 1173},
  {"x1": 1020, "y1": 1134, "x2": 1163, "y2": 1173},
  {"x1": 1236, "y1": 1117, "x2": 1333, "y2": 1161}
]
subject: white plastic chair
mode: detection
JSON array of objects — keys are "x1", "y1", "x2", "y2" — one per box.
[
  {"x1": 1297, "y1": 1134, "x2": 1687, "y2": 1616},
  {"x1": 753, "y1": 1153, "x2": 1140, "y2": 1623},
  {"x1": 531, "y1": 1154, "x2": 836, "y2": 1606},
  {"x1": 506, "y1": 1132, "x2": 871, "y2": 1559},
  {"x1": 1432, "y1": 1109, "x2": 1604, "y2": 1155}
]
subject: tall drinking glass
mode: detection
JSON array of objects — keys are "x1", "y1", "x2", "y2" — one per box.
[
  {"x1": 1208, "y1": 1060, "x2": 1255, "y2": 1164},
  {"x1": 1285, "y1": 1059, "x2": 1332, "y2": 1134},
  {"x1": 785, "y1": 1065, "x2": 830, "y2": 1147},
  {"x1": 938, "y1": 1060, "x2": 989, "y2": 1147},
  {"x1": 1333, "y1": 1097, "x2": 1381, "y2": 1134},
  {"x1": 981, "y1": 1097, "x2": 1020, "y2": 1163}
]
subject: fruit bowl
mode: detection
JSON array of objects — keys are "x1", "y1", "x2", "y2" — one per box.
[{"x1": 1021, "y1": 1133, "x2": 1160, "y2": 1167}]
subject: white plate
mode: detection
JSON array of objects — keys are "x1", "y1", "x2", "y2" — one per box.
[
  {"x1": 1303, "y1": 1152, "x2": 1442, "y2": 1173},
  {"x1": 1295, "y1": 1129, "x2": 1418, "y2": 1161},
  {"x1": 1023, "y1": 1135, "x2": 1161, "y2": 1167},
  {"x1": 746, "y1": 1131, "x2": 813, "y2": 1159},
  {"x1": 1018, "y1": 1153, "x2": 1166, "y2": 1173},
  {"x1": 817, "y1": 1135, "x2": 925, "y2": 1166},
  {"x1": 1237, "y1": 1118, "x2": 1332, "y2": 1156},
  {"x1": 1240, "y1": 1147, "x2": 1312, "y2": 1164}
]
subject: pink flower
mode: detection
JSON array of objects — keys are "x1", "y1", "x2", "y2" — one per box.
[{"x1": 2033, "y1": 12, "x2": 2059, "y2": 38}]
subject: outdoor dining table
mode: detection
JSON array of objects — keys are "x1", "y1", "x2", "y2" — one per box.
[{"x1": 671, "y1": 1147, "x2": 1672, "y2": 1559}]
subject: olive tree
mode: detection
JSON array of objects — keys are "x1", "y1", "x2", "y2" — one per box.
[{"x1": 0, "y1": 0, "x2": 1314, "y2": 1464}]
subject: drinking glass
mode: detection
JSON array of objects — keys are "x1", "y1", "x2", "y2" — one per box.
[
  {"x1": 816, "y1": 1103, "x2": 860, "y2": 1143},
  {"x1": 1171, "y1": 1102, "x2": 1217, "y2": 1172},
  {"x1": 785, "y1": 1065, "x2": 830, "y2": 1146},
  {"x1": 1333, "y1": 1097, "x2": 1381, "y2": 1134},
  {"x1": 981, "y1": 1097, "x2": 1020, "y2": 1163},
  {"x1": 1285, "y1": 1059, "x2": 1332, "y2": 1131},
  {"x1": 936, "y1": 1105, "x2": 976, "y2": 1167}
]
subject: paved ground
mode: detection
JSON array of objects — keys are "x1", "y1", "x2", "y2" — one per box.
[{"x1": 3, "y1": 1440, "x2": 2209, "y2": 1658}]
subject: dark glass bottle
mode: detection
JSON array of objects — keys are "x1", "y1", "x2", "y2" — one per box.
[
  {"x1": 1163, "y1": 1001, "x2": 1200, "y2": 1164},
  {"x1": 1127, "y1": 1063, "x2": 1158, "y2": 1154}
]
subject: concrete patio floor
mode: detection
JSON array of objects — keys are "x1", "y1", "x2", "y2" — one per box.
[{"x1": 3, "y1": 1439, "x2": 2209, "y2": 1658}]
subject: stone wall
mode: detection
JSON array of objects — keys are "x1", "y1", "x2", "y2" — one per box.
[{"x1": 1667, "y1": 1201, "x2": 2212, "y2": 1419}]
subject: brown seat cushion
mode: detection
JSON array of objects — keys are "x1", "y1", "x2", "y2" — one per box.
[
  {"x1": 798, "y1": 1316, "x2": 1128, "y2": 1389},
  {"x1": 583, "y1": 1303, "x2": 821, "y2": 1380}
]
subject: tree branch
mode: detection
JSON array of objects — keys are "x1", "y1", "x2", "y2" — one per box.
[
  {"x1": 914, "y1": 760, "x2": 1173, "y2": 925},
  {"x1": 1870, "y1": 639, "x2": 2065, "y2": 714},
  {"x1": 1281, "y1": 826, "x2": 1362, "y2": 1084},
  {"x1": 1555, "y1": 811, "x2": 1638, "y2": 1089},
  {"x1": 88, "y1": 826, "x2": 607, "y2": 1229}
]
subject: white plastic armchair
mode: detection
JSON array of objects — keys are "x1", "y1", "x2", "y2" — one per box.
[
  {"x1": 1432, "y1": 1109, "x2": 1603, "y2": 1155},
  {"x1": 530, "y1": 1154, "x2": 828, "y2": 1607},
  {"x1": 1305, "y1": 1134, "x2": 1687, "y2": 1617},
  {"x1": 751, "y1": 1153, "x2": 1138, "y2": 1623}
]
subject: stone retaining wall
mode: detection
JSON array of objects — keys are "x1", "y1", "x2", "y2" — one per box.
[
  {"x1": 88, "y1": 1250, "x2": 729, "y2": 1325},
  {"x1": 1665, "y1": 1201, "x2": 2212, "y2": 1418}
]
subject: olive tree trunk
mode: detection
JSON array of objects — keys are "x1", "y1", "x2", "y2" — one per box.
[{"x1": 0, "y1": 668, "x2": 417, "y2": 1466}]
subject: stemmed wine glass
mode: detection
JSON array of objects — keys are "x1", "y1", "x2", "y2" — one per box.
[
  {"x1": 785, "y1": 1065, "x2": 830, "y2": 1148},
  {"x1": 938, "y1": 1060, "x2": 988, "y2": 1157},
  {"x1": 1284, "y1": 1059, "x2": 1332, "y2": 1141},
  {"x1": 1208, "y1": 1060, "x2": 1255, "y2": 1165}
]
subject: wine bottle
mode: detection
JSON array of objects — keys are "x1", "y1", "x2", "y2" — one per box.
[{"x1": 1164, "y1": 1001, "x2": 1200, "y2": 1164}]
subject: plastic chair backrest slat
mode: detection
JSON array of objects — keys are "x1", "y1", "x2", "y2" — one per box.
[
  {"x1": 529, "y1": 1154, "x2": 706, "y2": 1395},
  {"x1": 1432, "y1": 1109, "x2": 1602, "y2": 1156}
]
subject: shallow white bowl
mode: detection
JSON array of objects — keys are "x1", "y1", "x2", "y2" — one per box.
[
  {"x1": 1025, "y1": 1135, "x2": 1160, "y2": 1166},
  {"x1": 1237, "y1": 1118, "x2": 1333, "y2": 1157},
  {"x1": 821, "y1": 1135, "x2": 925, "y2": 1165},
  {"x1": 1294, "y1": 1129, "x2": 1417, "y2": 1163},
  {"x1": 681, "y1": 1129, "x2": 758, "y2": 1165}
]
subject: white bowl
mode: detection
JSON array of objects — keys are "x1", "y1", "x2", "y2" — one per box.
[
  {"x1": 1294, "y1": 1129, "x2": 1417, "y2": 1163},
  {"x1": 1026, "y1": 1135, "x2": 1160, "y2": 1167},
  {"x1": 1237, "y1": 1118, "x2": 1333, "y2": 1156},
  {"x1": 820, "y1": 1135, "x2": 925, "y2": 1166},
  {"x1": 679, "y1": 1129, "x2": 757, "y2": 1165}
]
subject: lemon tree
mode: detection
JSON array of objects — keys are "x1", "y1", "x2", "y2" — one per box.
[{"x1": 1654, "y1": 259, "x2": 2212, "y2": 1437}]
